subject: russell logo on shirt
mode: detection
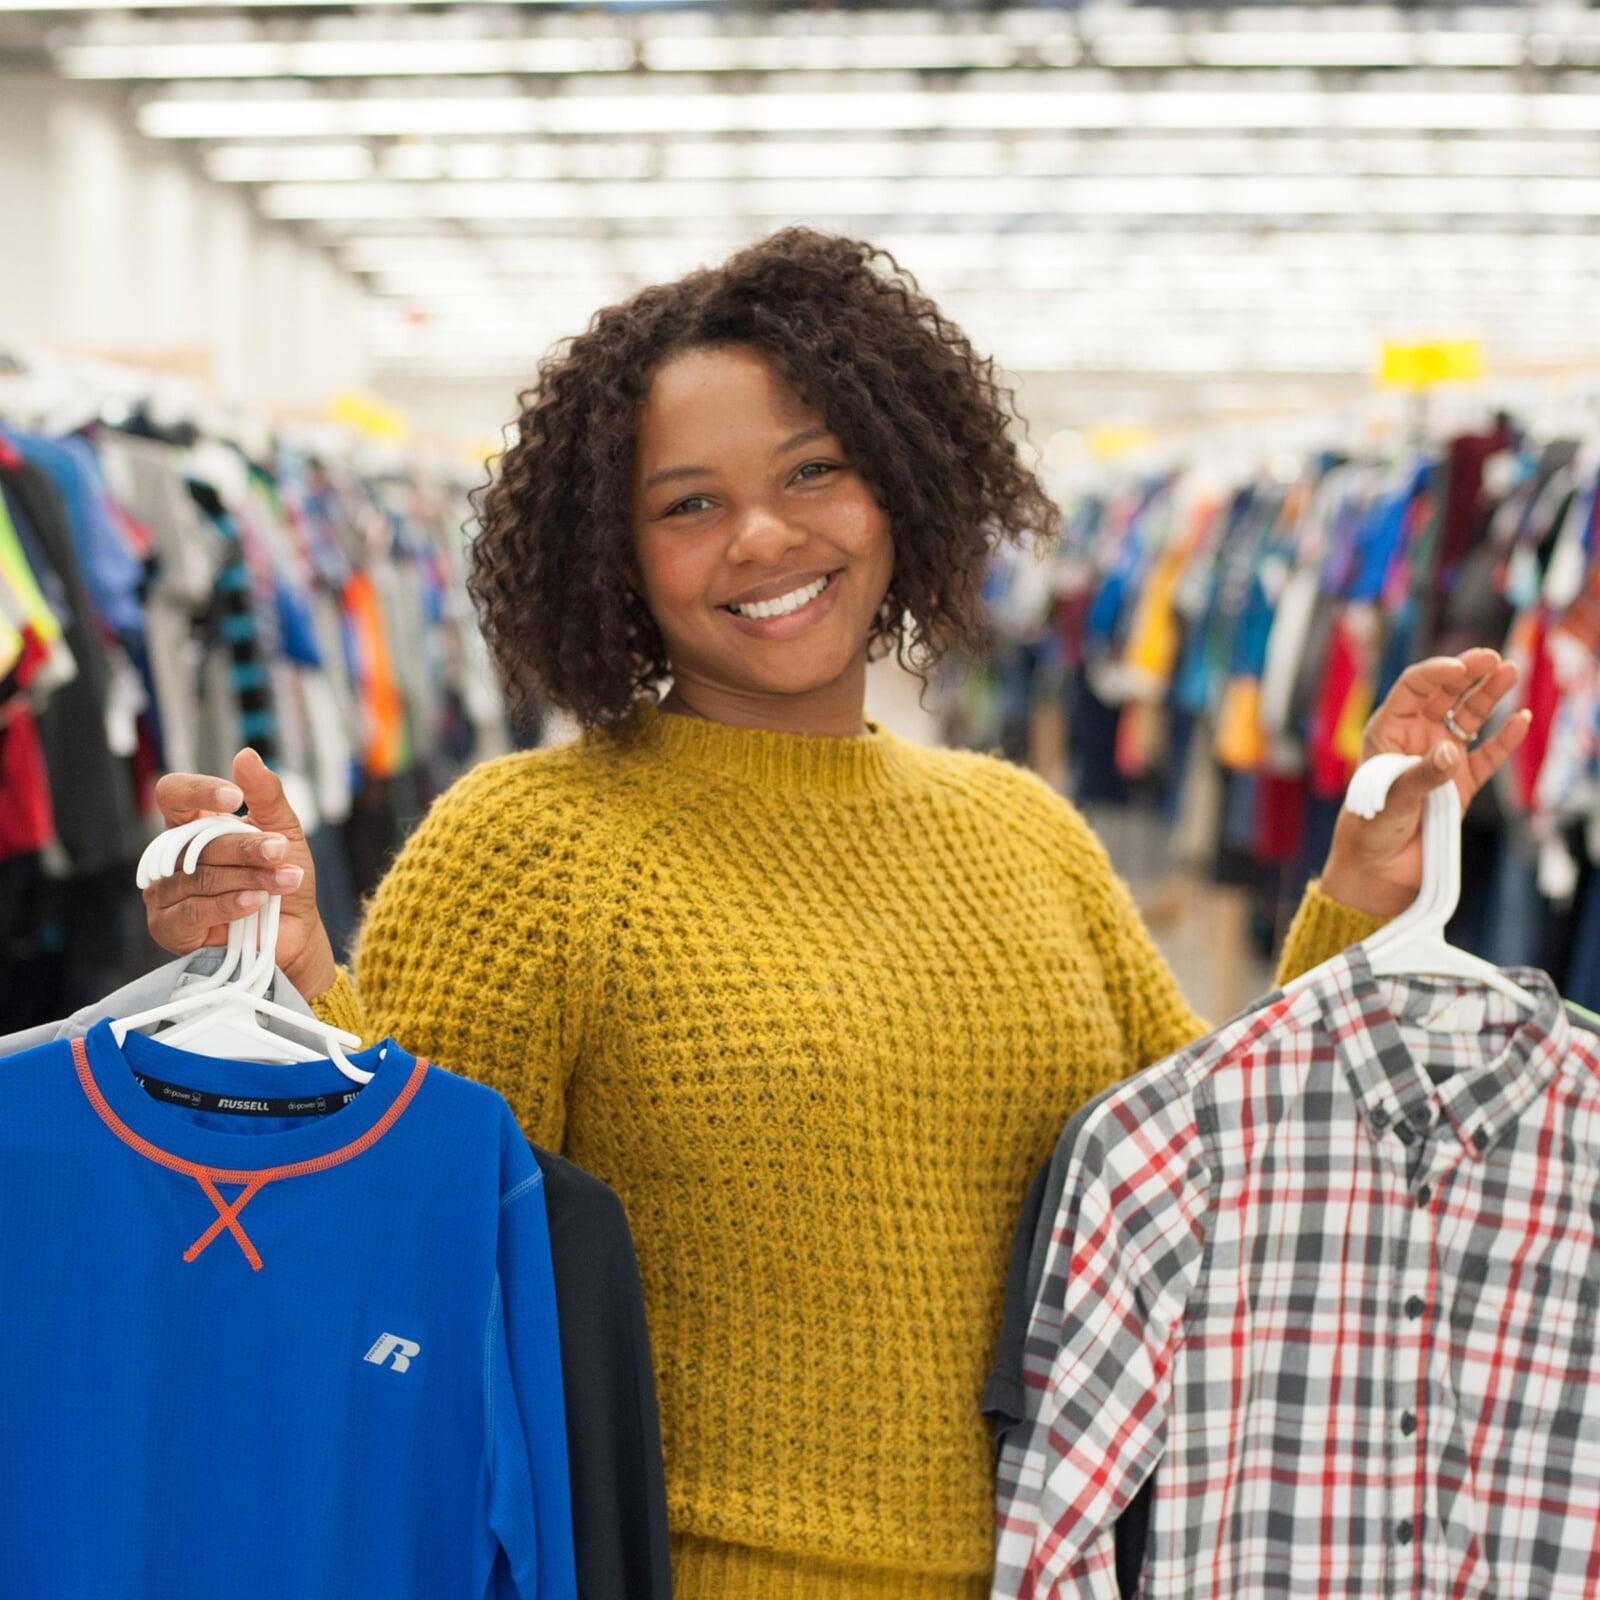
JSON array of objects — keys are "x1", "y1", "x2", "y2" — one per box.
[{"x1": 364, "y1": 1333, "x2": 422, "y2": 1373}]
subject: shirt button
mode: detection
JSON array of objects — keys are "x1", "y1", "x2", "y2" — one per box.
[
  {"x1": 1417, "y1": 1186, "x2": 1432, "y2": 1208},
  {"x1": 1372, "y1": 1108, "x2": 1391, "y2": 1129},
  {"x1": 1472, "y1": 1129, "x2": 1489, "y2": 1152},
  {"x1": 1405, "y1": 1295, "x2": 1425, "y2": 1319},
  {"x1": 1400, "y1": 1412, "x2": 1417, "y2": 1436},
  {"x1": 1397, "y1": 1521, "x2": 1414, "y2": 1546},
  {"x1": 1408, "y1": 1106, "x2": 1431, "y2": 1129}
]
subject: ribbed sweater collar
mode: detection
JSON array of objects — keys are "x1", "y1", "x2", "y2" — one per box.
[{"x1": 603, "y1": 700, "x2": 914, "y2": 797}]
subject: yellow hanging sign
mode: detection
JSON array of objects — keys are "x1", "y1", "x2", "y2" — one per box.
[
  {"x1": 1378, "y1": 340, "x2": 1485, "y2": 391},
  {"x1": 328, "y1": 390, "x2": 411, "y2": 444},
  {"x1": 1086, "y1": 424, "x2": 1158, "y2": 461}
]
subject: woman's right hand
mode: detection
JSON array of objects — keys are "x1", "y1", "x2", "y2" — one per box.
[{"x1": 146, "y1": 748, "x2": 338, "y2": 1001}]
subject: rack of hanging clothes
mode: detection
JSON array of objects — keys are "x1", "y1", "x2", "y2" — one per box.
[
  {"x1": 951, "y1": 409, "x2": 1600, "y2": 1012},
  {"x1": 0, "y1": 349, "x2": 512, "y2": 1034}
]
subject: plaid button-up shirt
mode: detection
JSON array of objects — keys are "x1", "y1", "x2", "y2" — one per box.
[{"x1": 993, "y1": 948, "x2": 1600, "y2": 1600}]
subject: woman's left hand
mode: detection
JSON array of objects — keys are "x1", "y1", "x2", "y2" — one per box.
[{"x1": 1318, "y1": 646, "x2": 1533, "y2": 922}]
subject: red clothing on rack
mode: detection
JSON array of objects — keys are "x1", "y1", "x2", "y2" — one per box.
[{"x1": 0, "y1": 708, "x2": 55, "y2": 861}]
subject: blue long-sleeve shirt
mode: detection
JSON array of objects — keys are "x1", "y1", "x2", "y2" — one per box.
[
  {"x1": 0, "y1": 1020, "x2": 577, "y2": 1600},
  {"x1": 0, "y1": 427, "x2": 147, "y2": 640}
]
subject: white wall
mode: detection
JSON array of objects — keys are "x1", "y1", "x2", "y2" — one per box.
[
  {"x1": 0, "y1": 68, "x2": 371, "y2": 411},
  {"x1": 0, "y1": 73, "x2": 55, "y2": 340}
]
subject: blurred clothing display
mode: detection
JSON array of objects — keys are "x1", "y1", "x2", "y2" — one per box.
[
  {"x1": 952, "y1": 420, "x2": 1600, "y2": 1011},
  {"x1": 0, "y1": 411, "x2": 508, "y2": 1035}
]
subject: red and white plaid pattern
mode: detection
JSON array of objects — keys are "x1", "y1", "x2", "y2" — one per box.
[{"x1": 993, "y1": 948, "x2": 1600, "y2": 1600}]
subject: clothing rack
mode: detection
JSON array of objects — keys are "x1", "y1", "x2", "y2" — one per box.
[
  {"x1": 949, "y1": 406, "x2": 1600, "y2": 1011},
  {"x1": 0, "y1": 352, "x2": 512, "y2": 1034}
]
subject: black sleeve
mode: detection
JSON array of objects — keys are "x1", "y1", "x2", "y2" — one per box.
[
  {"x1": 983, "y1": 1085, "x2": 1155, "y2": 1600},
  {"x1": 980, "y1": 1159, "x2": 1048, "y2": 1439},
  {"x1": 532, "y1": 1146, "x2": 673, "y2": 1600},
  {"x1": 982, "y1": 1079, "x2": 1126, "y2": 1443}
]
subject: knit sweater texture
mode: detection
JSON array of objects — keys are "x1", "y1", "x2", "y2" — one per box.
[{"x1": 312, "y1": 703, "x2": 1378, "y2": 1600}]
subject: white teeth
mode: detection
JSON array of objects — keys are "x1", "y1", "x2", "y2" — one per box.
[{"x1": 727, "y1": 574, "x2": 829, "y2": 619}]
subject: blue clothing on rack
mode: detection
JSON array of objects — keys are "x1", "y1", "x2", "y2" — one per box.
[
  {"x1": 0, "y1": 1021, "x2": 577, "y2": 1600},
  {"x1": 0, "y1": 427, "x2": 146, "y2": 640}
]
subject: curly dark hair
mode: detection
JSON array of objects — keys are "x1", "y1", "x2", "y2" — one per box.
[{"x1": 468, "y1": 225, "x2": 1060, "y2": 731}]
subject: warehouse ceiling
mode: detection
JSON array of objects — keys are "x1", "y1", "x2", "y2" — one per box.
[{"x1": 11, "y1": 1, "x2": 1600, "y2": 407}]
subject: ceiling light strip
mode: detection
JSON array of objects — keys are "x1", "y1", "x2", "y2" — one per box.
[{"x1": 135, "y1": 86, "x2": 1600, "y2": 141}]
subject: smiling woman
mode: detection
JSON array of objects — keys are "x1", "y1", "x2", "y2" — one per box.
[
  {"x1": 467, "y1": 227, "x2": 1058, "y2": 734},
  {"x1": 142, "y1": 226, "x2": 1529, "y2": 1600},
  {"x1": 627, "y1": 344, "x2": 897, "y2": 730}
]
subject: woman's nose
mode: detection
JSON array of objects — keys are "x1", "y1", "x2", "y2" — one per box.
[{"x1": 728, "y1": 505, "x2": 807, "y2": 563}]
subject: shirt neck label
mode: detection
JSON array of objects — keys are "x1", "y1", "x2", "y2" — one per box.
[{"x1": 134, "y1": 1072, "x2": 361, "y2": 1118}]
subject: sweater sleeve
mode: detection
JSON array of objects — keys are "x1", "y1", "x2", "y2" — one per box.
[
  {"x1": 1275, "y1": 880, "x2": 1386, "y2": 985},
  {"x1": 1047, "y1": 797, "x2": 1210, "y2": 1071},
  {"x1": 1046, "y1": 787, "x2": 1384, "y2": 1073},
  {"x1": 308, "y1": 755, "x2": 602, "y2": 1151}
]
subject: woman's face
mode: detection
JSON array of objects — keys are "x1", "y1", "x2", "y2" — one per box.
[{"x1": 630, "y1": 343, "x2": 895, "y2": 705}]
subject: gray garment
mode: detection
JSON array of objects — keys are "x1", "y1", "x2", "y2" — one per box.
[
  {"x1": 0, "y1": 950, "x2": 317, "y2": 1058},
  {"x1": 97, "y1": 434, "x2": 214, "y2": 605},
  {"x1": 983, "y1": 1078, "x2": 1152, "y2": 1600},
  {"x1": 982, "y1": 1079, "x2": 1126, "y2": 1438},
  {"x1": 373, "y1": 557, "x2": 430, "y2": 759},
  {"x1": 96, "y1": 432, "x2": 222, "y2": 780},
  {"x1": 97, "y1": 432, "x2": 225, "y2": 778},
  {"x1": 307, "y1": 590, "x2": 359, "y2": 824}
]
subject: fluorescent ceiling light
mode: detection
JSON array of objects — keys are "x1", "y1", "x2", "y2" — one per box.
[
  {"x1": 1086, "y1": 33, "x2": 1188, "y2": 70},
  {"x1": 205, "y1": 142, "x2": 373, "y2": 181},
  {"x1": 135, "y1": 82, "x2": 1600, "y2": 141},
  {"x1": 639, "y1": 33, "x2": 1076, "y2": 73},
  {"x1": 257, "y1": 172, "x2": 1600, "y2": 223},
  {"x1": 261, "y1": 175, "x2": 1077, "y2": 221},
  {"x1": 27, "y1": 0, "x2": 1600, "y2": 94},
  {"x1": 1191, "y1": 32, "x2": 1419, "y2": 69},
  {"x1": 1178, "y1": 30, "x2": 1520, "y2": 71},
  {"x1": 59, "y1": 36, "x2": 633, "y2": 77},
  {"x1": 1421, "y1": 34, "x2": 1526, "y2": 69},
  {"x1": 199, "y1": 132, "x2": 1600, "y2": 187},
  {"x1": 62, "y1": 29, "x2": 1073, "y2": 79},
  {"x1": 331, "y1": 227, "x2": 1600, "y2": 273}
]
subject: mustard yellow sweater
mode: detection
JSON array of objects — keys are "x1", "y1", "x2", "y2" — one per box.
[{"x1": 313, "y1": 703, "x2": 1378, "y2": 1600}]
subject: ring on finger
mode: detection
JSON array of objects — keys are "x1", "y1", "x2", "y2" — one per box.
[{"x1": 1442, "y1": 707, "x2": 1475, "y2": 745}]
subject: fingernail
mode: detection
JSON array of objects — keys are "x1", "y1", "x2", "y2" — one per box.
[
  {"x1": 216, "y1": 784, "x2": 244, "y2": 809},
  {"x1": 237, "y1": 891, "x2": 267, "y2": 909},
  {"x1": 1435, "y1": 744, "x2": 1458, "y2": 770},
  {"x1": 274, "y1": 867, "x2": 304, "y2": 890},
  {"x1": 259, "y1": 836, "x2": 287, "y2": 861}
]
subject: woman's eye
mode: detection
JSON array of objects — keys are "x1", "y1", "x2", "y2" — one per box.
[
  {"x1": 667, "y1": 495, "x2": 714, "y2": 516},
  {"x1": 794, "y1": 461, "x2": 838, "y2": 483}
]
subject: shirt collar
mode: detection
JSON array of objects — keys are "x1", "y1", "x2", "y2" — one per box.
[{"x1": 1313, "y1": 944, "x2": 1567, "y2": 1158}]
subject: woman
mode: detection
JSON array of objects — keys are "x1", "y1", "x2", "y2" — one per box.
[{"x1": 146, "y1": 229, "x2": 1528, "y2": 1599}]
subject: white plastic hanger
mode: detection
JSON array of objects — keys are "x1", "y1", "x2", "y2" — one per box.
[
  {"x1": 112, "y1": 817, "x2": 373, "y2": 1083},
  {"x1": 1285, "y1": 751, "x2": 1538, "y2": 1010}
]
